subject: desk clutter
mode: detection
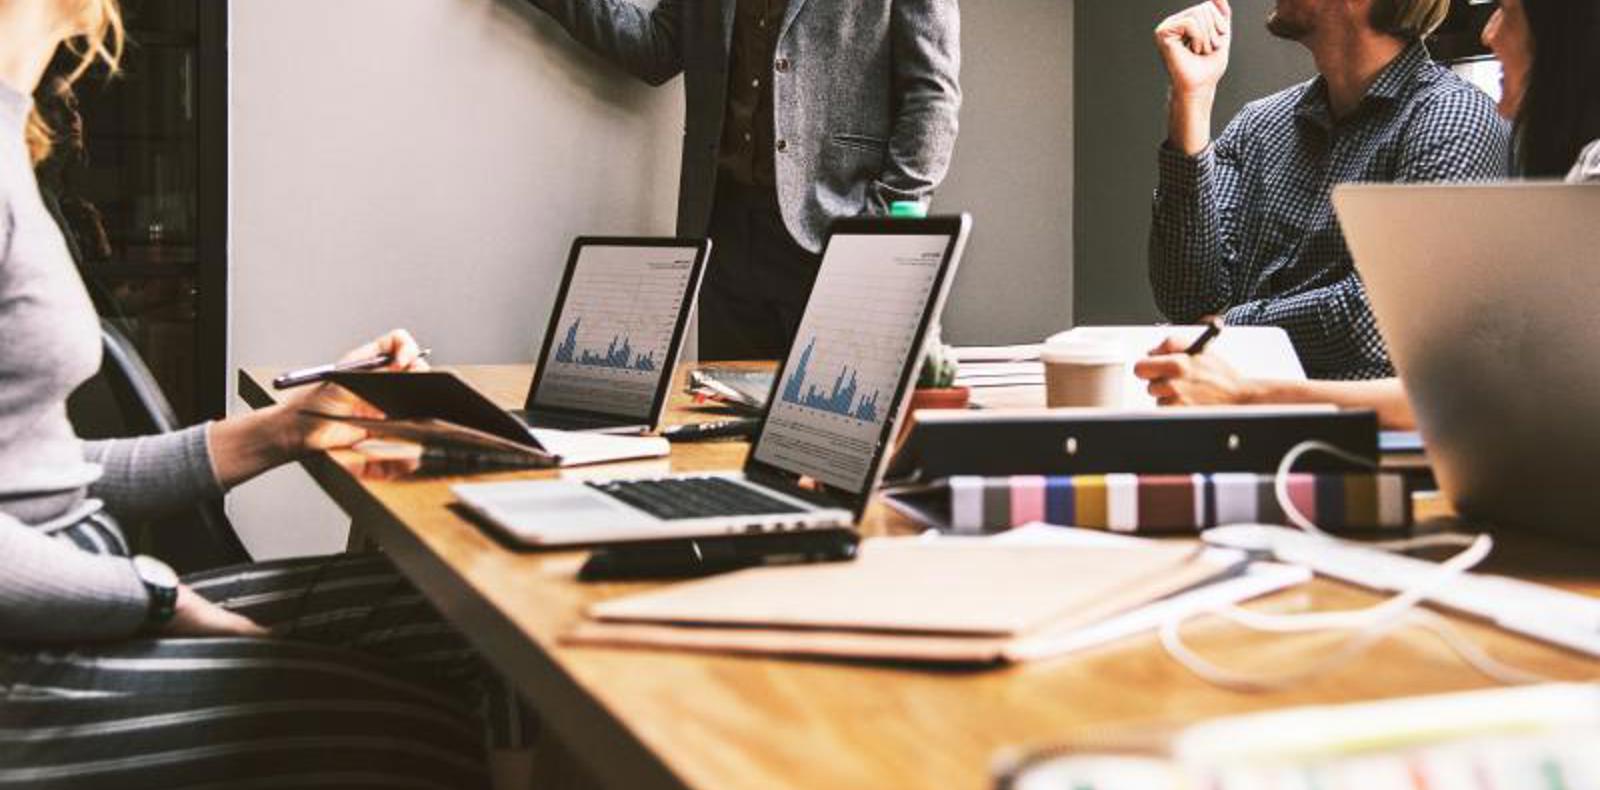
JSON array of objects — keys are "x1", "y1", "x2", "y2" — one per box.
[
  {"x1": 685, "y1": 366, "x2": 773, "y2": 414},
  {"x1": 887, "y1": 406, "x2": 1380, "y2": 479},
  {"x1": 883, "y1": 406, "x2": 1402, "y2": 533},
  {"x1": 999, "y1": 684, "x2": 1600, "y2": 790},
  {"x1": 890, "y1": 472, "x2": 1413, "y2": 534},
  {"x1": 227, "y1": 178, "x2": 1600, "y2": 787}
]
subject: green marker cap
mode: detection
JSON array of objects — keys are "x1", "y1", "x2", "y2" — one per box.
[{"x1": 889, "y1": 200, "x2": 929, "y2": 219}]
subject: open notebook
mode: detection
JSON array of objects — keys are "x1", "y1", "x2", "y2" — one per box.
[{"x1": 567, "y1": 537, "x2": 1250, "y2": 664}]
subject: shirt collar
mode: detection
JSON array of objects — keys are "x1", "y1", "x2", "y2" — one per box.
[{"x1": 1295, "y1": 40, "x2": 1433, "y2": 127}]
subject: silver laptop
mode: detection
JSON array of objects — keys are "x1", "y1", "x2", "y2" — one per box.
[
  {"x1": 1335, "y1": 183, "x2": 1600, "y2": 543},
  {"x1": 514, "y1": 237, "x2": 711, "y2": 434},
  {"x1": 453, "y1": 215, "x2": 973, "y2": 546}
]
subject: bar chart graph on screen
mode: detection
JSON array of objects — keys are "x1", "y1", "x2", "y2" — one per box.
[
  {"x1": 754, "y1": 233, "x2": 951, "y2": 491},
  {"x1": 533, "y1": 246, "x2": 696, "y2": 417},
  {"x1": 552, "y1": 318, "x2": 660, "y2": 372},
  {"x1": 781, "y1": 338, "x2": 885, "y2": 422}
]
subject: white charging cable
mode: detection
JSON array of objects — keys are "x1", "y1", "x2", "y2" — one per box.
[{"x1": 1159, "y1": 440, "x2": 1555, "y2": 692}]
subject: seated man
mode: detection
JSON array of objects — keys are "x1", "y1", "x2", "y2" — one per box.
[
  {"x1": 1149, "y1": 0, "x2": 1509, "y2": 380},
  {"x1": 1138, "y1": 0, "x2": 1600, "y2": 430}
]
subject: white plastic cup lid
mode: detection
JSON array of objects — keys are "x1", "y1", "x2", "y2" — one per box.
[{"x1": 1040, "y1": 340, "x2": 1127, "y2": 366}]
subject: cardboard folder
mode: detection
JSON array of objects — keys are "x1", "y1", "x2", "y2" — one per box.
[{"x1": 566, "y1": 540, "x2": 1236, "y2": 665}]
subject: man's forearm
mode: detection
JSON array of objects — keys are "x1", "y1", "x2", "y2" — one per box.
[
  {"x1": 1167, "y1": 89, "x2": 1216, "y2": 156},
  {"x1": 1248, "y1": 378, "x2": 1415, "y2": 430}
]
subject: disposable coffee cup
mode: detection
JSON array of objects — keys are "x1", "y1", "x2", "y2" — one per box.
[{"x1": 1041, "y1": 341, "x2": 1127, "y2": 408}]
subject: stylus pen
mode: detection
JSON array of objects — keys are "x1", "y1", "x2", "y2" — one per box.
[
  {"x1": 579, "y1": 530, "x2": 860, "y2": 581},
  {"x1": 272, "y1": 348, "x2": 432, "y2": 390},
  {"x1": 660, "y1": 418, "x2": 760, "y2": 442},
  {"x1": 1184, "y1": 319, "x2": 1224, "y2": 355}
]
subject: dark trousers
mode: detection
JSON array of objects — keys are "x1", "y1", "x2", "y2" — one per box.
[{"x1": 699, "y1": 180, "x2": 822, "y2": 361}]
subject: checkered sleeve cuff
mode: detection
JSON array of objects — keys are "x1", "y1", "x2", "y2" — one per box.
[{"x1": 1156, "y1": 142, "x2": 1214, "y2": 200}]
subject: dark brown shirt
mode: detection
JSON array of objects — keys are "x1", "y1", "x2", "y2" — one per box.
[{"x1": 719, "y1": 0, "x2": 788, "y2": 188}]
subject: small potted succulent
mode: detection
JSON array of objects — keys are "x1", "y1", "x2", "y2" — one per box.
[
  {"x1": 895, "y1": 333, "x2": 969, "y2": 449},
  {"x1": 910, "y1": 332, "x2": 970, "y2": 412}
]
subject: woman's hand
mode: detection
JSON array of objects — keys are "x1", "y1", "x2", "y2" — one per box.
[
  {"x1": 162, "y1": 584, "x2": 268, "y2": 638},
  {"x1": 209, "y1": 330, "x2": 430, "y2": 490},
  {"x1": 1133, "y1": 335, "x2": 1259, "y2": 406},
  {"x1": 279, "y1": 329, "x2": 430, "y2": 453}
]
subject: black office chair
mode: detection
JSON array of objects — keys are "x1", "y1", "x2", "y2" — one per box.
[{"x1": 68, "y1": 318, "x2": 253, "y2": 573}]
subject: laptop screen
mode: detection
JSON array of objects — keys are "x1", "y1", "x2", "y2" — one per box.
[
  {"x1": 527, "y1": 239, "x2": 708, "y2": 421},
  {"x1": 751, "y1": 219, "x2": 968, "y2": 495}
]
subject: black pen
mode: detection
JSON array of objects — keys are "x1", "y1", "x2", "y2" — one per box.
[
  {"x1": 1184, "y1": 320, "x2": 1224, "y2": 356},
  {"x1": 660, "y1": 418, "x2": 760, "y2": 442},
  {"x1": 579, "y1": 529, "x2": 860, "y2": 581},
  {"x1": 272, "y1": 348, "x2": 432, "y2": 390}
]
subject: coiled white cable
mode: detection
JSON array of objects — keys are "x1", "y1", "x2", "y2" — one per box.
[{"x1": 1159, "y1": 440, "x2": 1556, "y2": 692}]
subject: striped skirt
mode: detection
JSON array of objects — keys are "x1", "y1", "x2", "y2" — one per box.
[{"x1": 1, "y1": 512, "x2": 531, "y2": 789}]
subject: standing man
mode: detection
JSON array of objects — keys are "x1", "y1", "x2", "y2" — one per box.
[
  {"x1": 529, "y1": 0, "x2": 962, "y2": 359},
  {"x1": 1149, "y1": 0, "x2": 1508, "y2": 380}
]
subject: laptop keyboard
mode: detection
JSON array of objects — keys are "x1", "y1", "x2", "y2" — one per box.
[{"x1": 587, "y1": 477, "x2": 809, "y2": 521}]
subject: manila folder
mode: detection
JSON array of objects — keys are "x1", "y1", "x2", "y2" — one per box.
[{"x1": 567, "y1": 540, "x2": 1228, "y2": 664}]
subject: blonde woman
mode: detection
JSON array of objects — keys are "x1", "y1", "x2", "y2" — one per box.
[{"x1": 0, "y1": 2, "x2": 529, "y2": 787}]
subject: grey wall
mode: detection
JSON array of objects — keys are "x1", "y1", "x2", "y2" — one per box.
[
  {"x1": 937, "y1": 0, "x2": 1074, "y2": 345},
  {"x1": 1074, "y1": 0, "x2": 1310, "y2": 323},
  {"x1": 227, "y1": 0, "x2": 684, "y2": 558},
  {"x1": 226, "y1": 0, "x2": 1077, "y2": 557}
]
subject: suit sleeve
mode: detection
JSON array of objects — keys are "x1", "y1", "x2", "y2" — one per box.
[
  {"x1": 870, "y1": 0, "x2": 962, "y2": 212},
  {"x1": 528, "y1": 0, "x2": 687, "y2": 86}
]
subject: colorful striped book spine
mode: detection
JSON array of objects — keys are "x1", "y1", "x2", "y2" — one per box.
[{"x1": 945, "y1": 473, "x2": 1411, "y2": 535}]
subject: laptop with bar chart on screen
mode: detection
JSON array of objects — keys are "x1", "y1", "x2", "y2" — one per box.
[
  {"x1": 514, "y1": 237, "x2": 712, "y2": 434},
  {"x1": 453, "y1": 215, "x2": 973, "y2": 546}
]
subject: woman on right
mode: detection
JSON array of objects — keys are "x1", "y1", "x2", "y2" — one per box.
[{"x1": 1135, "y1": 0, "x2": 1600, "y2": 429}]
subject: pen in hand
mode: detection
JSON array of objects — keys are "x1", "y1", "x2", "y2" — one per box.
[
  {"x1": 1183, "y1": 319, "x2": 1224, "y2": 356},
  {"x1": 272, "y1": 348, "x2": 433, "y2": 390}
]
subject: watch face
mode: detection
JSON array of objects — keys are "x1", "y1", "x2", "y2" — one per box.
[{"x1": 133, "y1": 555, "x2": 179, "y2": 589}]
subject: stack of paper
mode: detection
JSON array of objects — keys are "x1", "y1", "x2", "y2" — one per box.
[
  {"x1": 952, "y1": 344, "x2": 1045, "y2": 389},
  {"x1": 950, "y1": 344, "x2": 1047, "y2": 409}
]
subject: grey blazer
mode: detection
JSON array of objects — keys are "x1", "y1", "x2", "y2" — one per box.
[{"x1": 531, "y1": 0, "x2": 962, "y2": 252}]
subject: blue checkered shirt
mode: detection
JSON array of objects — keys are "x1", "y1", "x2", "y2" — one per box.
[{"x1": 1149, "y1": 43, "x2": 1511, "y2": 380}]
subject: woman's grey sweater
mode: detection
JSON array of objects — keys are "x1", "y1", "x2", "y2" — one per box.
[{"x1": 1, "y1": 80, "x2": 222, "y2": 644}]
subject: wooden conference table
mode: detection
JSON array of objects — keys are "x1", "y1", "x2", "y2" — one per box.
[{"x1": 239, "y1": 364, "x2": 1600, "y2": 790}]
